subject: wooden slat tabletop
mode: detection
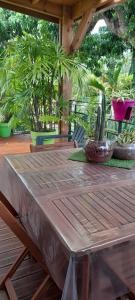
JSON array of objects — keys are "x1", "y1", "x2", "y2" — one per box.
[{"x1": 2, "y1": 149, "x2": 135, "y2": 255}]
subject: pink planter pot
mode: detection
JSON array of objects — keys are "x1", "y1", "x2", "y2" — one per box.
[{"x1": 112, "y1": 98, "x2": 135, "y2": 121}]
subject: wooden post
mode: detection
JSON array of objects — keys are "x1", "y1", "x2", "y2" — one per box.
[
  {"x1": 59, "y1": 6, "x2": 73, "y2": 134},
  {"x1": 59, "y1": 5, "x2": 95, "y2": 134},
  {"x1": 60, "y1": 6, "x2": 74, "y2": 54}
]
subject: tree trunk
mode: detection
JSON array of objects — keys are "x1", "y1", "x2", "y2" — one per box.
[
  {"x1": 129, "y1": 48, "x2": 135, "y2": 88},
  {"x1": 33, "y1": 96, "x2": 42, "y2": 132}
]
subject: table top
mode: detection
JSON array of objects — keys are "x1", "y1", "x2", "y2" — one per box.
[{"x1": 3, "y1": 149, "x2": 135, "y2": 254}]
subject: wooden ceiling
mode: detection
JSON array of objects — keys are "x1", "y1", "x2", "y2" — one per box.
[{"x1": 0, "y1": 0, "x2": 124, "y2": 23}]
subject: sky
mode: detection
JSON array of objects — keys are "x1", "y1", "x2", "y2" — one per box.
[{"x1": 92, "y1": 19, "x2": 106, "y2": 34}]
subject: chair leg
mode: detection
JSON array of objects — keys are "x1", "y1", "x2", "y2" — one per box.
[
  {"x1": 5, "y1": 278, "x2": 18, "y2": 300},
  {"x1": 0, "y1": 248, "x2": 29, "y2": 289},
  {"x1": 0, "y1": 248, "x2": 29, "y2": 300},
  {"x1": 0, "y1": 191, "x2": 17, "y2": 217},
  {"x1": 31, "y1": 275, "x2": 50, "y2": 300},
  {"x1": 128, "y1": 292, "x2": 135, "y2": 300},
  {"x1": 0, "y1": 192, "x2": 59, "y2": 300},
  {"x1": 0, "y1": 194, "x2": 46, "y2": 271}
]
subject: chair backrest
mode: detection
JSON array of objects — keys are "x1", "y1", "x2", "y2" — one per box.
[
  {"x1": 72, "y1": 125, "x2": 85, "y2": 147},
  {"x1": 36, "y1": 126, "x2": 85, "y2": 147},
  {"x1": 30, "y1": 141, "x2": 78, "y2": 153},
  {"x1": 36, "y1": 134, "x2": 68, "y2": 145}
]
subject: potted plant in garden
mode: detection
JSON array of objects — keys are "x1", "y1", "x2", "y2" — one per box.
[
  {"x1": 113, "y1": 130, "x2": 135, "y2": 160},
  {"x1": 84, "y1": 93, "x2": 114, "y2": 163},
  {"x1": 0, "y1": 112, "x2": 12, "y2": 138}
]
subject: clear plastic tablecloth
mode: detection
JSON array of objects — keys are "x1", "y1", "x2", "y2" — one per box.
[{"x1": 1, "y1": 153, "x2": 135, "y2": 300}]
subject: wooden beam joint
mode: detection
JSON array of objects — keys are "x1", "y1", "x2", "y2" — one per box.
[
  {"x1": 32, "y1": 0, "x2": 41, "y2": 5},
  {"x1": 72, "y1": 0, "x2": 123, "y2": 20},
  {"x1": 71, "y1": 8, "x2": 95, "y2": 52}
]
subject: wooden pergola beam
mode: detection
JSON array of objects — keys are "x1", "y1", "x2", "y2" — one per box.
[
  {"x1": 31, "y1": 0, "x2": 49, "y2": 5},
  {"x1": 72, "y1": 0, "x2": 123, "y2": 20},
  {"x1": 0, "y1": 0, "x2": 124, "y2": 23},
  {"x1": 0, "y1": 0, "x2": 62, "y2": 20},
  {"x1": 32, "y1": 0, "x2": 41, "y2": 5},
  {"x1": 0, "y1": 0, "x2": 59, "y2": 22},
  {"x1": 72, "y1": 0, "x2": 100, "y2": 20},
  {"x1": 96, "y1": 0, "x2": 124, "y2": 12},
  {"x1": 71, "y1": 8, "x2": 95, "y2": 52}
]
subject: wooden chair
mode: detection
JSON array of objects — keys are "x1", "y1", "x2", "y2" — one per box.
[
  {"x1": 36, "y1": 125, "x2": 85, "y2": 148},
  {"x1": 0, "y1": 191, "x2": 60, "y2": 300},
  {"x1": 30, "y1": 140, "x2": 78, "y2": 153}
]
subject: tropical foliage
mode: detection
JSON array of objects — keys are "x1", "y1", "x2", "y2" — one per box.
[
  {"x1": 78, "y1": 27, "x2": 127, "y2": 76},
  {"x1": 0, "y1": 0, "x2": 135, "y2": 137},
  {"x1": 117, "y1": 130, "x2": 135, "y2": 144},
  {"x1": 0, "y1": 32, "x2": 84, "y2": 131}
]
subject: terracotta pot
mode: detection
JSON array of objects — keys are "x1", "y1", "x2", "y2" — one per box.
[
  {"x1": 112, "y1": 98, "x2": 135, "y2": 121},
  {"x1": 113, "y1": 142, "x2": 135, "y2": 160},
  {"x1": 84, "y1": 139, "x2": 113, "y2": 163}
]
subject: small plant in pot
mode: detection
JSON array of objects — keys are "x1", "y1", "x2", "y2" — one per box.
[
  {"x1": 84, "y1": 93, "x2": 114, "y2": 163},
  {"x1": 113, "y1": 130, "x2": 135, "y2": 160}
]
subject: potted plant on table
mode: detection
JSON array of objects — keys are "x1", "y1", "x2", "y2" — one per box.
[
  {"x1": 84, "y1": 93, "x2": 114, "y2": 163},
  {"x1": 113, "y1": 130, "x2": 135, "y2": 160}
]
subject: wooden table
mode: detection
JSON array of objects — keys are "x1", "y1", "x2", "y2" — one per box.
[{"x1": 1, "y1": 149, "x2": 135, "y2": 300}]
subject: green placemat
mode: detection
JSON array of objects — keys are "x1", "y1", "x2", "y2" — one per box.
[{"x1": 68, "y1": 150, "x2": 135, "y2": 170}]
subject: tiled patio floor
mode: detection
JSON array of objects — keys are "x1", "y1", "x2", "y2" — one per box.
[{"x1": 0, "y1": 134, "x2": 31, "y2": 156}]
